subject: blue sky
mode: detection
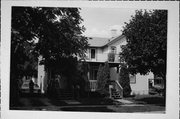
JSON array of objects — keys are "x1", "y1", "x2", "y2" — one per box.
[{"x1": 80, "y1": 8, "x2": 137, "y2": 38}]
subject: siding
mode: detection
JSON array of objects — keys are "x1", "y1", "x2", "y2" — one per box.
[{"x1": 130, "y1": 72, "x2": 154, "y2": 95}]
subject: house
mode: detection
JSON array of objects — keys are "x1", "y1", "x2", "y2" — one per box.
[
  {"x1": 84, "y1": 35, "x2": 154, "y2": 95},
  {"x1": 37, "y1": 34, "x2": 154, "y2": 95}
]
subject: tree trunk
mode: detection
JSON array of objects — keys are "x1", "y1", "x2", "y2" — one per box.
[{"x1": 161, "y1": 73, "x2": 166, "y2": 106}]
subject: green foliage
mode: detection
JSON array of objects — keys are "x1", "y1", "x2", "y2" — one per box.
[
  {"x1": 11, "y1": 7, "x2": 88, "y2": 78},
  {"x1": 120, "y1": 10, "x2": 167, "y2": 80},
  {"x1": 97, "y1": 62, "x2": 110, "y2": 92},
  {"x1": 119, "y1": 65, "x2": 131, "y2": 97},
  {"x1": 74, "y1": 60, "x2": 90, "y2": 96},
  {"x1": 10, "y1": 7, "x2": 88, "y2": 103}
]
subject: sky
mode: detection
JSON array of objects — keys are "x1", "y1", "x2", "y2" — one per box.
[{"x1": 80, "y1": 8, "x2": 137, "y2": 38}]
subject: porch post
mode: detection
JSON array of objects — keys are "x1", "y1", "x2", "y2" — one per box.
[
  {"x1": 87, "y1": 71, "x2": 90, "y2": 80},
  {"x1": 109, "y1": 85, "x2": 113, "y2": 98},
  {"x1": 87, "y1": 71, "x2": 90, "y2": 97}
]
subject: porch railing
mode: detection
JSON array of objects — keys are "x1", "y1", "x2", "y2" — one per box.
[
  {"x1": 89, "y1": 80, "x2": 97, "y2": 91},
  {"x1": 85, "y1": 53, "x2": 120, "y2": 63}
]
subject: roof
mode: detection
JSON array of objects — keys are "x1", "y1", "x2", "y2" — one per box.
[
  {"x1": 106, "y1": 35, "x2": 126, "y2": 46},
  {"x1": 87, "y1": 37, "x2": 109, "y2": 47},
  {"x1": 87, "y1": 35, "x2": 125, "y2": 47}
]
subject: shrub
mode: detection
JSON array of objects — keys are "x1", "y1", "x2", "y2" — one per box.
[
  {"x1": 119, "y1": 65, "x2": 132, "y2": 97},
  {"x1": 97, "y1": 62, "x2": 110, "y2": 92}
]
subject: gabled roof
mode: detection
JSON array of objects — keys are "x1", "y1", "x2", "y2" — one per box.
[
  {"x1": 105, "y1": 35, "x2": 126, "y2": 46},
  {"x1": 88, "y1": 35, "x2": 125, "y2": 48},
  {"x1": 88, "y1": 37, "x2": 109, "y2": 47}
]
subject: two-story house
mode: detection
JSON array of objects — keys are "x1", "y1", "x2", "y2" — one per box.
[
  {"x1": 37, "y1": 34, "x2": 154, "y2": 95},
  {"x1": 84, "y1": 35, "x2": 154, "y2": 95}
]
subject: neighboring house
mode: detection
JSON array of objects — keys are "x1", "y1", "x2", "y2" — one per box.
[{"x1": 37, "y1": 35, "x2": 154, "y2": 95}]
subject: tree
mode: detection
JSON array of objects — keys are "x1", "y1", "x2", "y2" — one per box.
[
  {"x1": 74, "y1": 60, "x2": 90, "y2": 97},
  {"x1": 120, "y1": 10, "x2": 167, "y2": 84},
  {"x1": 11, "y1": 7, "x2": 88, "y2": 104},
  {"x1": 11, "y1": 6, "x2": 88, "y2": 77},
  {"x1": 97, "y1": 64, "x2": 104, "y2": 90},
  {"x1": 119, "y1": 64, "x2": 131, "y2": 97},
  {"x1": 97, "y1": 62, "x2": 110, "y2": 92}
]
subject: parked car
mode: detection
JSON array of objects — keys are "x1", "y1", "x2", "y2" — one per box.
[
  {"x1": 20, "y1": 80, "x2": 41, "y2": 94},
  {"x1": 149, "y1": 85, "x2": 164, "y2": 96}
]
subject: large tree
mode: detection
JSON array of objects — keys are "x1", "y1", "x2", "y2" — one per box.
[
  {"x1": 11, "y1": 7, "x2": 88, "y2": 104},
  {"x1": 120, "y1": 10, "x2": 167, "y2": 87},
  {"x1": 11, "y1": 7, "x2": 88, "y2": 74}
]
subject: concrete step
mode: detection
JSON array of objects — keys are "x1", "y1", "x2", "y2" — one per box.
[
  {"x1": 56, "y1": 90, "x2": 74, "y2": 100},
  {"x1": 111, "y1": 91, "x2": 122, "y2": 99}
]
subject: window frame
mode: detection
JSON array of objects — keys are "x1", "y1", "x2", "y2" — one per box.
[{"x1": 90, "y1": 48, "x2": 96, "y2": 59}]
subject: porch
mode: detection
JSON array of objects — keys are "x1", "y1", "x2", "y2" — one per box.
[
  {"x1": 86, "y1": 61, "x2": 120, "y2": 92},
  {"x1": 86, "y1": 61, "x2": 123, "y2": 99}
]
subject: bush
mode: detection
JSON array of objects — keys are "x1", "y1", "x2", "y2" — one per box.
[
  {"x1": 119, "y1": 65, "x2": 132, "y2": 97},
  {"x1": 97, "y1": 62, "x2": 110, "y2": 92}
]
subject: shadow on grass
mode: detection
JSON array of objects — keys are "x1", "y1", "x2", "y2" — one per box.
[
  {"x1": 134, "y1": 96, "x2": 165, "y2": 106},
  {"x1": 48, "y1": 98, "x2": 67, "y2": 106},
  {"x1": 10, "y1": 99, "x2": 25, "y2": 108},
  {"x1": 77, "y1": 98, "x2": 114, "y2": 105},
  {"x1": 29, "y1": 98, "x2": 47, "y2": 107}
]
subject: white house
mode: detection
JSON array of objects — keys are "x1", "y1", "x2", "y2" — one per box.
[
  {"x1": 83, "y1": 35, "x2": 154, "y2": 95},
  {"x1": 37, "y1": 34, "x2": 154, "y2": 95}
]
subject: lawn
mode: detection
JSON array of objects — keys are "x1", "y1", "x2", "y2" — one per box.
[
  {"x1": 60, "y1": 95, "x2": 165, "y2": 113},
  {"x1": 10, "y1": 93, "x2": 165, "y2": 113},
  {"x1": 125, "y1": 94, "x2": 165, "y2": 106}
]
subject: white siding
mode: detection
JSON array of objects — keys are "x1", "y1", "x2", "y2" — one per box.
[
  {"x1": 108, "y1": 36, "x2": 127, "y2": 54},
  {"x1": 130, "y1": 72, "x2": 154, "y2": 95}
]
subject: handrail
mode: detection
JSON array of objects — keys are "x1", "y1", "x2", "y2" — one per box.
[
  {"x1": 115, "y1": 80, "x2": 123, "y2": 90},
  {"x1": 114, "y1": 80, "x2": 123, "y2": 98}
]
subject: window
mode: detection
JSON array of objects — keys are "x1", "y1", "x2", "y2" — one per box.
[
  {"x1": 154, "y1": 79, "x2": 163, "y2": 85},
  {"x1": 91, "y1": 49, "x2": 96, "y2": 59},
  {"x1": 111, "y1": 46, "x2": 116, "y2": 54},
  {"x1": 129, "y1": 75, "x2": 136, "y2": 84},
  {"x1": 154, "y1": 76, "x2": 164, "y2": 86}
]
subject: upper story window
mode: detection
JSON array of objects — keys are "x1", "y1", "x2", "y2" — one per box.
[
  {"x1": 111, "y1": 46, "x2": 116, "y2": 54},
  {"x1": 90, "y1": 48, "x2": 96, "y2": 59}
]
